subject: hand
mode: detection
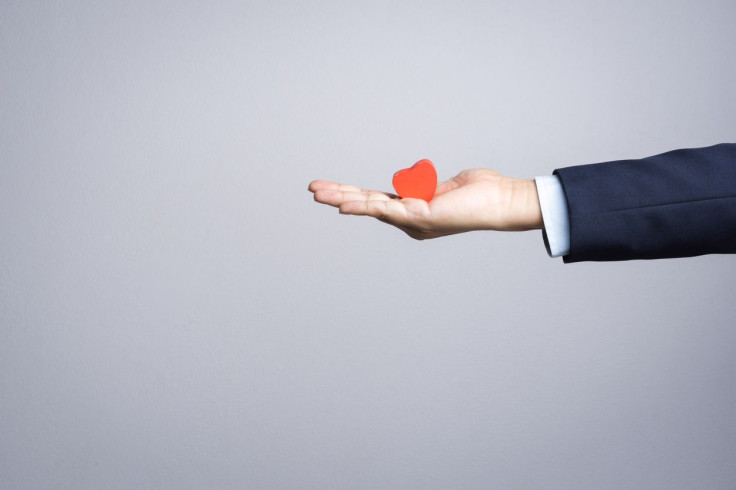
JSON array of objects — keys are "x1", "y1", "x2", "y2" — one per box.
[{"x1": 308, "y1": 169, "x2": 543, "y2": 240}]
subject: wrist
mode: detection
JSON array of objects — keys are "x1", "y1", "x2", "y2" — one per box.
[{"x1": 512, "y1": 178, "x2": 544, "y2": 231}]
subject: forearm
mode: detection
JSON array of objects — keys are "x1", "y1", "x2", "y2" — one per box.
[{"x1": 555, "y1": 143, "x2": 736, "y2": 261}]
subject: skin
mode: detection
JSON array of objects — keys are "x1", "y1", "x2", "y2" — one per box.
[{"x1": 308, "y1": 169, "x2": 544, "y2": 240}]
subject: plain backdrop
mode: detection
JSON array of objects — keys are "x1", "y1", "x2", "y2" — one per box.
[{"x1": 1, "y1": 1, "x2": 735, "y2": 488}]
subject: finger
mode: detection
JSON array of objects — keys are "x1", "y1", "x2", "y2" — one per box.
[
  {"x1": 309, "y1": 181, "x2": 400, "y2": 199},
  {"x1": 313, "y1": 189, "x2": 395, "y2": 207},
  {"x1": 339, "y1": 199, "x2": 411, "y2": 224},
  {"x1": 308, "y1": 181, "x2": 365, "y2": 193}
]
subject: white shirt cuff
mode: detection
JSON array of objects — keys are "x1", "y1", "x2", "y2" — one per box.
[{"x1": 534, "y1": 175, "x2": 570, "y2": 258}]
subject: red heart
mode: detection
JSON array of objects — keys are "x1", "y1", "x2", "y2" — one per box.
[{"x1": 392, "y1": 159, "x2": 437, "y2": 202}]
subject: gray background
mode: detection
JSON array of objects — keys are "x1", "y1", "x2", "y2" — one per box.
[{"x1": 1, "y1": 0, "x2": 735, "y2": 488}]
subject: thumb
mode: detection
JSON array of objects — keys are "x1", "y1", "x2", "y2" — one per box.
[{"x1": 433, "y1": 176, "x2": 461, "y2": 197}]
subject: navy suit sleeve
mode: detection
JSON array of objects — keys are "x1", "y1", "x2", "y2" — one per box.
[{"x1": 553, "y1": 143, "x2": 736, "y2": 262}]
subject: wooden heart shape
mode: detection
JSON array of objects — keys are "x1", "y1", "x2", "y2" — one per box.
[{"x1": 392, "y1": 159, "x2": 437, "y2": 202}]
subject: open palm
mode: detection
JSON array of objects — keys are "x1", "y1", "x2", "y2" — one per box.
[{"x1": 308, "y1": 169, "x2": 542, "y2": 240}]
